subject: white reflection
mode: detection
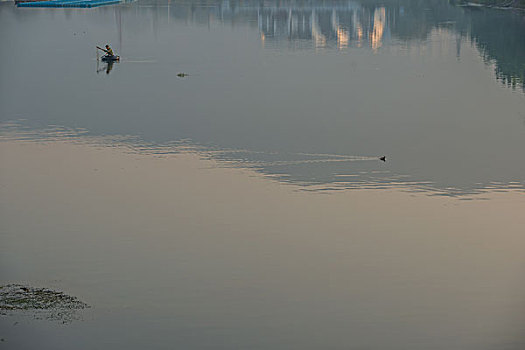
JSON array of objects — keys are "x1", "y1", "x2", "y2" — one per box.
[
  {"x1": 311, "y1": 10, "x2": 326, "y2": 49},
  {"x1": 371, "y1": 7, "x2": 386, "y2": 51}
]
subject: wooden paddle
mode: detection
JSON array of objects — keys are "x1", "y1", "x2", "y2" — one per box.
[{"x1": 96, "y1": 46, "x2": 109, "y2": 54}]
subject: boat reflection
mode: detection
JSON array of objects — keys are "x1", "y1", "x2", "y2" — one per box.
[{"x1": 97, "y1": 59, "x2": 116, "y2": 75}]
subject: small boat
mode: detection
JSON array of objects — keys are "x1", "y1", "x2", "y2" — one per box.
[{"x1": 101, "y1": 55, "x2": 120, "y2": 62}]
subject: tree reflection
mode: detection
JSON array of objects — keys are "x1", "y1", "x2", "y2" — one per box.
[
  {"x1": 466, "y1": 8, "x2": 525, "y2": 90},
  {"x1": 137, "y1": 0, "x2": 524, "y2": 91}
]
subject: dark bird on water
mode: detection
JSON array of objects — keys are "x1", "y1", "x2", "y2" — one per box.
[{"x1": 379, "y1": 156, "x2": 386, "y2": 162}]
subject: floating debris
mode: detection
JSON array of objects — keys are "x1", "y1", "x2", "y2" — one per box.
[
  {"x1": 379, "y1": 156, "x2": 386, "y2": 162},
  {"x1": 177, "y1": 73, "x2": 189, "y2": 78},
  {"x1": 0, "y1": 284, "x2": 89, "y2": 323}
]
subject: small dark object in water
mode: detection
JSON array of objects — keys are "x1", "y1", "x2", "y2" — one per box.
[
  {"x1": 0, "y1": 284, "x2": 89, "y2": 322},
  {"x1": 101, "y1": 55, "x2": 120, "y2": 62},
  {"x1": 177, "y1": 73, "x2": 189, "y2": 77},
  {"x1": 379, "y1": 156, "x2": 386, "y2": 162}
]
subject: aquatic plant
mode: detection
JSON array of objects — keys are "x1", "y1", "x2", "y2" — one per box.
[{"x1": 0, "y1": 284, "x2": 89, "y2": 323}]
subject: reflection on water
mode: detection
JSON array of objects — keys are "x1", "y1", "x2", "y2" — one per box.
[
  {"x1": 2, "y1": 133, "x2": 525, "y2": 350},
  {"x1": 97, "y1": 59, "x2": 117, "y2": 74},
  {"x1": 127, "y1": 0, "x2": 525, "y2": 90},
  {"x1": 258, "y1": 4, "x2": 388, "y2": 50},
  {"x1": 1, "y1": 3, "x2": 525, "y2": 349},
  {"x1": 0, "y1": 0, "x2": 524, "y2": 197},
  {"x1": 370, "y1": 7, "x2": 386, "y2": 51},
  {"x1": 2, "y1": 120, "x2": 523, "y2": 197},
  {"x1": 466, "y1": 7, "x2": 525, "y2": 91}
]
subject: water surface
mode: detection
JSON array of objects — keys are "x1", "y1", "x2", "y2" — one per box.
[
  {"x1": 1, "y1": 0, "x2": 524, "y2": 195},
  {"x1": 1, "y1": 1, "x2": 525, "y2": 349}
]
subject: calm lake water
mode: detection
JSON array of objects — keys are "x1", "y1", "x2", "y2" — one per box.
[
  {"x1": 1, "y1": 0, "x2": 525, "y2": 349},
  {"x1": 1, "y1": 0, "x2": 524, "y2": 195}
]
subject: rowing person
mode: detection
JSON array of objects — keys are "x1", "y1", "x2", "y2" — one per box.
[{"x1": 104, "y1": 44, "x2": 114, "y2": 57}]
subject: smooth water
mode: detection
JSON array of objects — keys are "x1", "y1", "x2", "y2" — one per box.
[
  {"x1": 1, "y1": 0, "x2": 524, "y2": 195},
  {"x1": 1, "y1": 1, "x2": 525, "y2": 349}
]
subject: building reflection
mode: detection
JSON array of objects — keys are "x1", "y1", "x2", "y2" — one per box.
[
  {"x1": 134, "y1": 0, "x2": 522, "y2": 89},
  {"x1": 370, "y1": 7, "x2": 385, "y2": 50},
  {"x1": 257, "y1": 4, "x2": 389, "y2": 50},
  {"x1": 134, "y1": 0, "x2": 391, "y2": 51}
]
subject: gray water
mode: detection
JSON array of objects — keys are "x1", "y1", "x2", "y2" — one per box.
[
  {"x1": 1, "y1": 0, "x2": 524, "y2": 195},
  {"x1": 1, "y1": 1, "x2": 525, "y2": 349}
]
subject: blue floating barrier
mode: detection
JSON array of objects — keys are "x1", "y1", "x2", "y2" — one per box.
[{"x1": 17, "y1": 0, "x2": 121, "y2": 8}]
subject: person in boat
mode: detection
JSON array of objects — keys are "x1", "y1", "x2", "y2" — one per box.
[{"x1": 104, "y1": 44, "x2": 114, "y2": 57}]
